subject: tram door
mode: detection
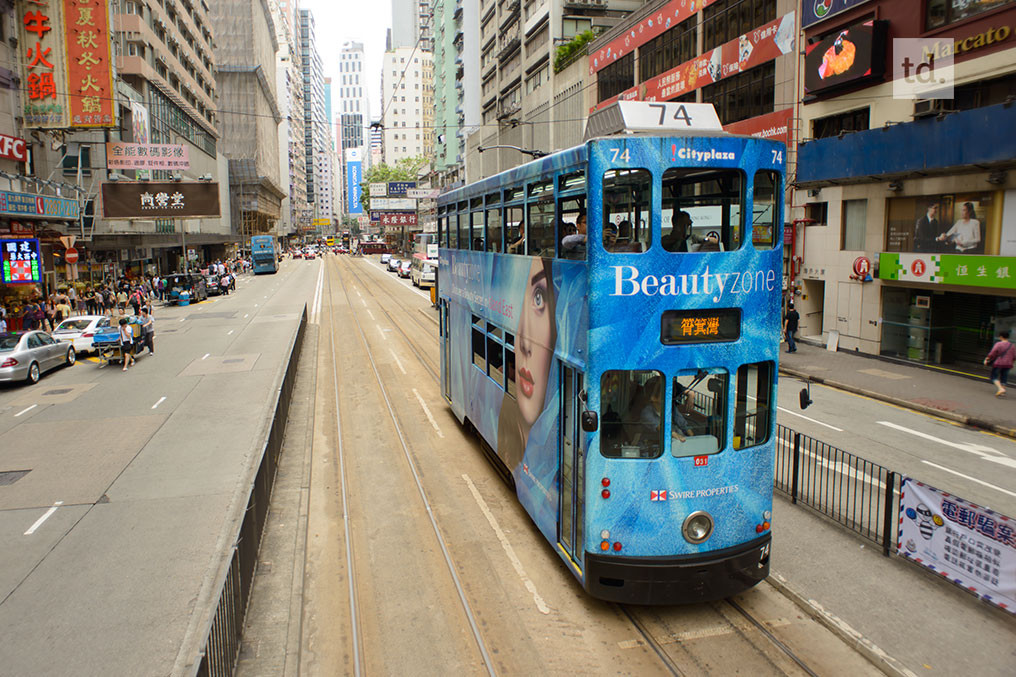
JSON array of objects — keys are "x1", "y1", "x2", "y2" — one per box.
[
  {"x1": 559, "y1": 365, "x2": 585, "y2": 566},
  {"x1": 441, "y1": 301, "x2": 451, "y2": 401}
]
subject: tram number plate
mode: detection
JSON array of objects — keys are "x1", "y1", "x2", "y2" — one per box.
[
  {"x1": 694, "y1": 456, "x2": 709, "y2": 467},
  {"x1": 660, "y1": 308, "x2": 741, "y2": 344}
]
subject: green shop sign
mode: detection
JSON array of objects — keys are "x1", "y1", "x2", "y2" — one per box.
[{"x1": 879, "y1": 253, "x2": 1016, "y2": 290}]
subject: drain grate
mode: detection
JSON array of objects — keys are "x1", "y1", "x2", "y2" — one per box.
[
  {"x1": 0, "y1": 470, "x2": 30, "y2": 486},
  {"x1": 44, "y1": 388, "x2": 73, "y2": 395}
]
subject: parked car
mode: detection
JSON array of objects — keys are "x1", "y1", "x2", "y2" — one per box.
[
  {"x1": 165, "y1": 273, "x2": 208, "y2": 304},
  {"x1": 380, "y1": 253, "x2": 392, "y2": 265},
  {"x1": 398, "y1": 260, "x2": 412, "y2": 278},
  {"x1": 0, "y1": 330, "x2": 76, "y2": 384},
  {"x1": 387, "y1": 258, "x2": 402, "y2": 272},
  {"x1": 205, "y1": 274, "x2": 224, "y2": 296},
  {"x1": 52, "y1": 315, "x2": 112, "y2": 354}
]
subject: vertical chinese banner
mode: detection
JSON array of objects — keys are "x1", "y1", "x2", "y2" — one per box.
[
  {"x1": 63, "y1": 0, "x2": 116, "y2": 127},
  {"x1": 16, "y1": 0, "x2": 70, "y2": 128},
  {"x1": 131, "y1": 101, "x2": 151, "y2": 180}
]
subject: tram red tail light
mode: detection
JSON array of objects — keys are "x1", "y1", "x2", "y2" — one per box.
[
  {"x1": 601, "y1": 477, "x2": 610, "y2": 487},
  {"x1": 613, "y1": 542, "x2": 622, "y2": 552},
  {"x1": 601, "y1": 489, "x2": 610, "y2": 499}
]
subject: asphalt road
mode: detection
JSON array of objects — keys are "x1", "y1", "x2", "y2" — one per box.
[{"x1": 0, "y1": 259, "x2": 314, "y2": 675}]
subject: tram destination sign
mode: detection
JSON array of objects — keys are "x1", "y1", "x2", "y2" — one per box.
[
  {"x1": 101, "y1": 181, "x2": 221, "y2": 219},
  {"x1": 660, "y1": 308, "x2": 741, "y2": 344}
]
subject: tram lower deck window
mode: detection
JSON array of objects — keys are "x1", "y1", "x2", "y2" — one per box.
[
  {"x1": 734, "y1": 361, "x2": 773, "y2": 449},
  {"x1": 600, "y1": 370, "x2": 664, "y2": 459}
]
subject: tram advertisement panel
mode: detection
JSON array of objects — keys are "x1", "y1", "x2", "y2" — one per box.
[{"x1": 897, "y1": 478, "x2": 1016, "y2": 614}]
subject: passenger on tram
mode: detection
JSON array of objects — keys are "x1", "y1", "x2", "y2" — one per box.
[{"x1": 560, "y1": 211, "x2": 587, "y2": 258}]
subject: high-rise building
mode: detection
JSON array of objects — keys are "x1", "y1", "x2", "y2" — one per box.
[
  {"x1": 212, "y1": 0, "x2": 286, "y2": 246},
  {"x1": 391, "y1": 0, "x2": 433, "y2": 52},
  {"x1": 274, "y1": 0, "x2": 309, "y2": 235},
  {"x1": 381, "y1": 47, "x2": 434, "y2": 163},
  {"x1": 300, "y1": 9, "x2": 333, "y2": 231},
  {"x1": 337, "y1": 42, "x2": 372, "y2": 216},
  {"x1": 431, "y1": 0, "x2": 480, "y2": 187}
]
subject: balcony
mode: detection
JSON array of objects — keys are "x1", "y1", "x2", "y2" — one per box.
[{"x1": 797, "y1": 102, "x2": 1016, "y2": 185}]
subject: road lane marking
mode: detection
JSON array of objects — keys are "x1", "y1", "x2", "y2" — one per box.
[
  {"x1": 366, "y1": 309, "x2": 375, "y2": 320},
  {"x1": 25, "y1": 501, "x2": 63, "y2": 535},
  {"x1": 412, "y1": 388, "x2": 443, "y2": 437},
  {"x1": 202, "y1": 353, "x2": 210, "y2": 360},
  {"x1": 244, "y1": 314, "x2": 249, "y2": 319},
  {"x1": 462, "y1": 473, "x2": 549, "y2": 614},
  {"x1": 877, "y1": 421, "x2": 1006, "y2": 458},
  {"x1": 179, "y1": 318, "x2": 185, "y2": 322},
  {"x1": 376, "y1": 324, "x2": 387, "y2": 340},
  {"x1": 227, "y1": 330, "x2": 234, "y2": 335},
  {"x1": 360, "y1": 298, "x2": 367, "y2": 307},
  {"x1": 921, "y1": 460, "x2": 1016, "y2": 499},
  {"x1": 152, "y1": 396, "x2": 166, "y2": 409},
  {"x1": 776, "y1": 437, "x2": 886, "y2": 488},
  {"x1": 14, "y1": 404, "x2": 37, "y2": 417},
  {"x1": 389, "y1": 349, "x2": 407, "y2": 375},
  {"x1": 778, "y1": 406, "x2": 843, "y2": 432}
]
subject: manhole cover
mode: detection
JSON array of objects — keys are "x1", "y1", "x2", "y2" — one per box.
[
  {"x1": 44, "y1": 388, "x2": 73, "y2": 395},
  {"x1": 0, "y1": 470, "x2": 30, "y2": 486},
  {"x1": 223, "y1": 358, "x2": 243, "y2": 364}
]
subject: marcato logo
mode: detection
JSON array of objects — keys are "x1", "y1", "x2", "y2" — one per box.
[{"x1": 814, "y1": 0, "x2": 833, "y2": 19}]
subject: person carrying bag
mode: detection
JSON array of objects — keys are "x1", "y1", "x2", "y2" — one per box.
[{"x1": 984, "y1": 330, "x2": 1015, "y2": 398}]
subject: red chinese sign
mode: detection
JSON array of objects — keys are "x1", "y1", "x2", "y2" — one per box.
[
  {"x1": 17, "y1": 0, "x2": 70, "y2": 127},
  {"x1": 378, "y1": 212, "x2": 418, "y2": 227},
  {"x1": 62, "y1": 0, "x2": 115, "y2": 127}
]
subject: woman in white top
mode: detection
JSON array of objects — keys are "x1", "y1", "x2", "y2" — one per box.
[{"x1": 937, "y1": 202, "x2": 981, "y2": 252}]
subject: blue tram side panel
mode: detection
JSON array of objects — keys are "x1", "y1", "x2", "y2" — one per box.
[{"x1": 439, "y1": 102, "x2": 784, "y2": 604}]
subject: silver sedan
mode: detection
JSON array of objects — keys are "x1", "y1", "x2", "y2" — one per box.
[{"x1": 0, "y1": 331, "x2": 77, "y2": 384}]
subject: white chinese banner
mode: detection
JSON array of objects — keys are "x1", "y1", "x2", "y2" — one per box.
[{"x1": 898, "y1": 477, "x2": 1016, "y2": 614}]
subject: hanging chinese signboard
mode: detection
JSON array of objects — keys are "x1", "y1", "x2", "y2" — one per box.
[
  {"x1": 374, "y1": 212, "x2": 418, "y2": 227},
  {"x1": 105, "y1": 142, "x2": 191, "y2": 170},
  {"x1": 17, "y1": 0, "x2": 71, "y2": 128},
  {"x1": 101, "y1": 182, "x2": 221, "y2": 219},
  {"x1": 62, "y1": 0, "x2": 116, "y2": 127},
  {"x1": 1, "y1": 238, "x2": 43, "y2": 284}
]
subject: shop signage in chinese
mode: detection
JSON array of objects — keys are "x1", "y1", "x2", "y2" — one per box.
[
  {"x1": 371, "y1": 197, "x2": 416, "y2": 210},
  {"x1": 1, "y1": 238, "x2": 42, "y2": 284},
  {"x1": 105, "y1": 142, "x2": 191, "y2": 170},
  {"x1": 386, "y1": 181, "x2": 416, "y2": 197},
  {"x1": 0, "y1": 190, "x2": 79, "y2": 219},
  {"x1": 62, "y1": 0, "x2": 116, "y2": 127},
  {"x1": 0, "y1": 133, "x2": 29, "y2": 162},
  {"x1": 897, "y1": 478, "x2": 1015, "y2": 615},
  {"x1": 101, "y1": 182, "x2": 221, "y2": 219},
  {"x1": 375, "y1": 212, "x2": 418, "y2": 226},
  {"x1": 17, "y1": 0, "x2": 71, "y2": 128},
  {"x1": 879, "y1": 253, "x2": 1016, "y2": 291}
]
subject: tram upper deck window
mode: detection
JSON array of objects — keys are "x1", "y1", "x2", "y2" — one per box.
[
  {"x1": 603, "y1": 169, "x2": 652, "y2": 253},
  {"x1": 486, "y1": 193, "x2": 502, "y2": 252},
  {"x1": 600, "y1": 370, "x2": 664, "y2": 459},
  {"x1": 752, "y1": 171, "x2": 780, "y2": 250},
  {"x1": 448, "y1": 213, "x2": 459, "y2": 249},
  {"x1": 471, "y1": 201, "x2": 484, "y2": 250},
  {"x1": 506, "y1": 206, "x2": 525, "y2": 254},
  {"x1": 458, "y1": 201, "x2": 468, "y2": 249},
  {"x1": 528, "y1": 181, "x2": 555, "y2": 257},
  {"x1": 671, "y1": 369, "x2": 728, "y2": 458},
  {"x1": 559, "y1": 198, "x2": 587, "y2": 260},
  {"x1": 662, "y1": 168, "x2": 744, "y2": 252}
]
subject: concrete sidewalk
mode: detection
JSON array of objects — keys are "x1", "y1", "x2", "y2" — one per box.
[{"x1": 780, "y1": 339, "x2": 1016, "y2": 438}]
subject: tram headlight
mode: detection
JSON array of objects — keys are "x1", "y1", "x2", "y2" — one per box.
[{"x1": 682, "y1": 511, "x2": 714, "y2": 544}]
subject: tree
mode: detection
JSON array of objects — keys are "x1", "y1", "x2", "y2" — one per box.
[{"x1": 360, "y1": 155, "x2": 429, "y2": 212}]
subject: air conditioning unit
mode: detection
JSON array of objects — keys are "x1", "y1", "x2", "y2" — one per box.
[{"x1": 913, "y1": 99, "x2": 946, "y2": 119}]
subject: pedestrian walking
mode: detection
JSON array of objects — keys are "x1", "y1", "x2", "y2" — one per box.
[
  {"x1": 119, "y1": 317, "x2": 136, "y2": 371},
  {"x1": 984, "y1": 330, "x2": 1015, "y2": 397},
  {"x1": 783, "y1": 302, "x2": 800, "y2": 353},
  {"x1": 140, "y1": 307, "x2": 155, "y2": 356},
  {"x1": 116, "y1": 288, "x2": 128, "y2": 312}
]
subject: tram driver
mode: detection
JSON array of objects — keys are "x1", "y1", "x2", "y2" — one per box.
[{"x1": 662, "y1": 210, "x2": 720, "y2": 252}]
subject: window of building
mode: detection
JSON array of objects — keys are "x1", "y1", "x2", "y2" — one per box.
[
  {"x1": 806, "y1": 201, "x2": 828, "y2": 225},
  {"x1": 562, "y1": 16, "x2": 591, "y2": 39},
  {"x1": 703, "y1": 0, "x2": 777, "y2": 51},
  {"x1": 812, "y1": 107, "x2": 869, "y2": 140},
  {"x1": 927, "y1": 0, "x2": 1012, "y2": 29},
  {"x1": 949, "y1": 72, "x2": 1016, "y2": 111},
  {"x1": 601, "y1": 370, "x2": 665, "y2": 459},
  {"x1": 638, "y1": 16, "x2": 697, "y2": 81},
  {"x1": 841, "y1": 199, "x2": 867, "y2": 250},
  {"x1": 701, "y1": 62, "x2": 774, "y2": 125},
  {"x1": 597, "y1": 52, "x2": 634, "y2": 102}
]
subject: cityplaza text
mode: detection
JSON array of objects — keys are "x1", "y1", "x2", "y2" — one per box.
[
  {"x1": 676, "y1": 148, "x2": 737, "y2": 162},
  {"x1": 610, "y1": 265, "x2": 777, "y2": 302}
]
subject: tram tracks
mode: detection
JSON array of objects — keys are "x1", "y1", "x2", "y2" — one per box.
[{"x1": 327, "y1": 255, "x2": 873, "y2": 677}]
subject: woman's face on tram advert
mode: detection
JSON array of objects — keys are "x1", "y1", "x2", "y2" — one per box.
[{"x1": 516, "y1": 258, "x2": 557, "y2": 429}]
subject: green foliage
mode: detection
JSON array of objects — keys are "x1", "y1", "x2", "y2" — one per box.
[
  {"x1": 554, "y1": 30, "x2": 596, "y2": 73},
  {"x1": 359, "y1": 156, "x2": 429, "y2": 212}
]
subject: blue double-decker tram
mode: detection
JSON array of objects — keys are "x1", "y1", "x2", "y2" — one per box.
[{"x1": 437, "y1": 102, "x2": 785, "y2": 604}]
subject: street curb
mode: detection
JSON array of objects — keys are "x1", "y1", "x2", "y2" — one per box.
[
  {"x1": 779, "y1": 366, "x2": 1016, "y2": 440},
  {"x1": 767, "y1": 571, "x2": 918, "y2": 677}
]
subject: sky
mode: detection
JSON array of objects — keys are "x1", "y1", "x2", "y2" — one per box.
[{"x1": 299, "y1": 0, "x2": 393, "y2": 121}]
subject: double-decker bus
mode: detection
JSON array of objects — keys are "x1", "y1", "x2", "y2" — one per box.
[
  {"x1": 437, "y1": 102, "x2": 784, "y2": 604},
  {"x1": 250, "y1": 235, "x2": 279, "y2": 274}
]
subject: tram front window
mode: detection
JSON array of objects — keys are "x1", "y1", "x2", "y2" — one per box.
[
  {"x1": 671, "y1": 369, "x2": 728, "y2": 457},
  {"x1": 600, "y1": 370, "x2": 664, "y2": 459},
  {"x1": 662, "y1": 168, "x2": 744, "y2": 252}
]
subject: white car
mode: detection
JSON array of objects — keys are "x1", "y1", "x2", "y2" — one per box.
[
  {"x1": 52, "y1": 315, "x2": 112, "y2": 354},
  {"x1": 387, "y1": 258, "x2": 402, "y2": 272},
  {"x1": 380, "y1": 253, "x2": 392, "y2": 265}
]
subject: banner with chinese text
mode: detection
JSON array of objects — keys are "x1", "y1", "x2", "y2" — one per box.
[
  {"x1": 1, "y1": 238, "x2": 42, "y2": 284},
  {"x1": 17, "y1": 0, "x2": 70, "y2": 127},
  {"x1": 106, "y1": 142, "x2": 190, "y2": 170},
  {"x1": 879, "y1": 253, "x2": 1016, "y2": 290},
  {"x1": 130, "y1": 101, "x2": 152, "y2": 179},
  {"x1": 63, "y1": 0, "x2": 116, "y2": 127},
  {"x1": 0, "y1": 190, "x2": 79, "y2": 219},
  {"x1": 374, "y1": 212, "x2": 418, "y2": 227},
  {"x1": 898, "y1": 478, "x2": 1015, "y2": 614},
  {"x1": 101, "y1": 182, "x2": 220, "y2": 219}
]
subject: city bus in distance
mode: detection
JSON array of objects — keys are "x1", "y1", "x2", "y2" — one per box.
[
  {"x1": 250, "y1": 235, "x2": 279, "y2": 274},
  {"x1": 326, "y1": 236, "x2": 336, "y2": 247},
  {"x1": 437, "y1": 101, "x2": 784, "y2": 604}
]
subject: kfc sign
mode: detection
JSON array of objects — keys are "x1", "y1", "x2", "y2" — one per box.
[{"x1": 0, "y1": 134, "x2": 28, "y2": 163}]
